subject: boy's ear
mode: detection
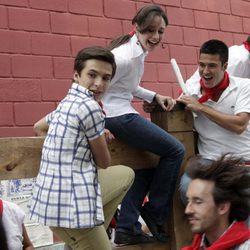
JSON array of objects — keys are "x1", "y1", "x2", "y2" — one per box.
[{"x1": 73, "y1": 72, "x2": 79, "y2": 82}]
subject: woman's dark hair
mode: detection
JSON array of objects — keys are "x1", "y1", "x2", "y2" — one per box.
[
  {"x1": 107, "y1": 4, "x2": 168, "y2": 51},
  {"x1": 186, "y1": 154, "x2": 250, "y2": 223},
  {"x1": 200, "y1": 39, "x2": 229, "y2": 66},
  {"x1": 74, "y1": 46, "x2": 116, "y2": 79},
  {"x1": 0, "y1": 217, "x2": 8, "y2": 250}
]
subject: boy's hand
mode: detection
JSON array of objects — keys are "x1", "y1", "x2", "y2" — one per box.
[{"x1": 104, "y1": 129, "x2": 115, "y2": 143}]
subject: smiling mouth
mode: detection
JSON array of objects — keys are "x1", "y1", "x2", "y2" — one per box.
[
  {"x1": 203, "y1": 76, "x2": 213, "y2": 81},
  {"x1": 148, "y1": 40, "x2": 159, "y2": 46}
]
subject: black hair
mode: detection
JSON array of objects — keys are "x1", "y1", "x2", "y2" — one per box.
[
  {"x1": 200, "y1": 39, "x2": 229, "y2": 66},
  {"x1": 74, "y1": 46, "x2": 116, "y2": 79}
]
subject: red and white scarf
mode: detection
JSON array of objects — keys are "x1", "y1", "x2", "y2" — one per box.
[
  {"x1": 182, "y1": 221, "x2": 250, "y2": 250},
  {"x1": 198, "y1": 72, "x2": 229, "y2": 103}
]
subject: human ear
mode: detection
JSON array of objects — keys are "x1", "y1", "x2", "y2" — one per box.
[
  {"x1": 218, "y1": 202, "x2": 231, "y2": 215},
  {"x1": 223, "y1": 62, "x2": 228, "y2": 71},
  {"x1": 73, "y1": 72, "x2": 79, "y2": 83}
]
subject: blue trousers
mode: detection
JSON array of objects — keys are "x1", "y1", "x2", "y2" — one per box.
[{"x1": 105, "y1": 113, "x2": 185, "y2": 233}]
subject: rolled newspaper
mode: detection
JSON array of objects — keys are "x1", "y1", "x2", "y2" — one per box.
[
  {"x1": 170, "y1": 58, "x2": 189, "y2": 95},
  {"x1": 170, "y1": 58, "x2": 197, "y2": 117}
]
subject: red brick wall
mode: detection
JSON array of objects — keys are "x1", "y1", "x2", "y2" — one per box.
[{"x1": 0, "y1": 0, "x2": 249, "y2": 136}]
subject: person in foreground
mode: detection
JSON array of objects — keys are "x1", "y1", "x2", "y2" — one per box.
[
  {"x1": 0, "y1": 198, "x2": 34, "y2": 250},
  {"x1": 182, "y1": 154, "x2": 250, "y2": 250},
  {"x1": 29, "y1": 46, "x2": 134, "y2": 250},
  {"x1": 177, "y1": 39, "x2": 250, "y2": 203},
  {"x1": 103, "y1": 4, "x2": 185, "y2": 245}
]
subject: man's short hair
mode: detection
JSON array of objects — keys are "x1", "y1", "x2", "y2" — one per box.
[
  {"x1": 74, "y1": 46, "x2": 116, "y2": 79},
  {"x1": 186, "y1": 154, "x2": 250, "y2": 222},
  {"x1": 200, "y1": 39, "x2": 229, "y2": 65}
]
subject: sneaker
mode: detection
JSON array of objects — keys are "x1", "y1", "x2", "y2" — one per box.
[
  {"x1": 141, "y1": 207, "x2": 169, "y2": 242},
  {"x1": 114, "y1": 229, "x2": 155, "y2": 245}
]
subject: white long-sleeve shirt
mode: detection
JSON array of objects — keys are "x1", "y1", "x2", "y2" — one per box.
[{"x1": 102, "y1": 34, "x2": 156, "y2": 117}]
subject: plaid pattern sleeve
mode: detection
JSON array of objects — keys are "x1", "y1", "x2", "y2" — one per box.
[{"x1": 30, "y1": 83, "x2": 105, "y2": 229}]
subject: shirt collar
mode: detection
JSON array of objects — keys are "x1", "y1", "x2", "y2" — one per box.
[
  {"x1": 71, "y1": 82, "x2": 94, "y2": 98},
  {"x1": 130, "y1": 34, "x2": 148, "y2": 58}
]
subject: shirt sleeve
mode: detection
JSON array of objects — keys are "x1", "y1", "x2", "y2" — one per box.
[
  {"x1": 227, "y1": 45, "x2": 249, "y2": 78},
  {"x1": 234, "y1": 79, "x2": 250, "y2": 115},
  {"x1": 132, "y1": 86, "x2": 156, "y2": 103},
  {"x1": 46, "y1": 110, "x2": 56, "y2": 125},
  {"x1": 77, "y1": 100, "x2": 105, "y2": 141}
]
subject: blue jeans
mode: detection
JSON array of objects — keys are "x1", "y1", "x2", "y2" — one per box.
[{"x1": 105, "y1": 113, "x2": 185, "y2": 233}]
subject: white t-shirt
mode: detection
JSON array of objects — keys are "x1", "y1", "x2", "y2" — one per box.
[
  {"x1": 185, "y1": 75, "x2": 250, "y2": 160},
  {"x1": 2, "y1": 200, "x2": 25, "y2": 250}
]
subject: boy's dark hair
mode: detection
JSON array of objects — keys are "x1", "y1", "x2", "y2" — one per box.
[
  {"x1": 107, "y1": 4, "x2": 168, "y2": 51},
  {"x1": 200, "y1": 39, "x2": 229, "y2": 66},
  {"x1": 74, "y1": 46, "x2": 116, "y2": 79},
  {"x1": 186, "y1": 154, "x2": 250, "y2": 223}
]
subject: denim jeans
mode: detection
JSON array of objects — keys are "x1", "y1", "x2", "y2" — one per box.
[{"x1": 105, "y1": 113, "x2": 185, "y2": 233}]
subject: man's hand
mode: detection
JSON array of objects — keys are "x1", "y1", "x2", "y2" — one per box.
[{"x1": 177, "y1": 95, "x2": 203, "y2": 112}]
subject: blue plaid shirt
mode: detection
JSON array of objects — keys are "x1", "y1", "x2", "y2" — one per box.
[{"x1": 30, "y1": 83, "x2": 105, "y2": 228}]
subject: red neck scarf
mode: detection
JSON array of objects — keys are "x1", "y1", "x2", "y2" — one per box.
[
  {"x1": 243, "y1": 36, "x2": 250, "y2": 53},
  {"x1": 198, "y1": 72, "x2": 229, "y2": 103},
  {"x1": 129, "y1": 30, "x2": 136, "y2": 37},
  {"x1": 182, "y1": 221, "x2": 250, "y2": 250},
  {"x1": 243, "y1": 40, "x2": 250, "y2": 53}
]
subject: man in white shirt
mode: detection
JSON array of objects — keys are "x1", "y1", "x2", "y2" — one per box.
[{"x1": 178, "y1": 39, "x2": 250, "y2": 204}]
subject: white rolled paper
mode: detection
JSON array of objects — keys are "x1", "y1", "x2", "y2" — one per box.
[
  {"x1": 170, "y1": 58, "x2": 197, "y2": 118},
  {"x1": 170, "y1": 58, "x2": 189, "y2": 95}
]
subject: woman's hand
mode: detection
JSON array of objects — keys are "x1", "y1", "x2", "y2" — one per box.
[{"x1": 154, "y1": 94, "x2": 176, "y2": 111}]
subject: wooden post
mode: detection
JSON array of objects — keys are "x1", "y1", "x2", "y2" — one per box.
[{"x1": 150, "y1": 104, "x2": 194, "y2": 250}]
